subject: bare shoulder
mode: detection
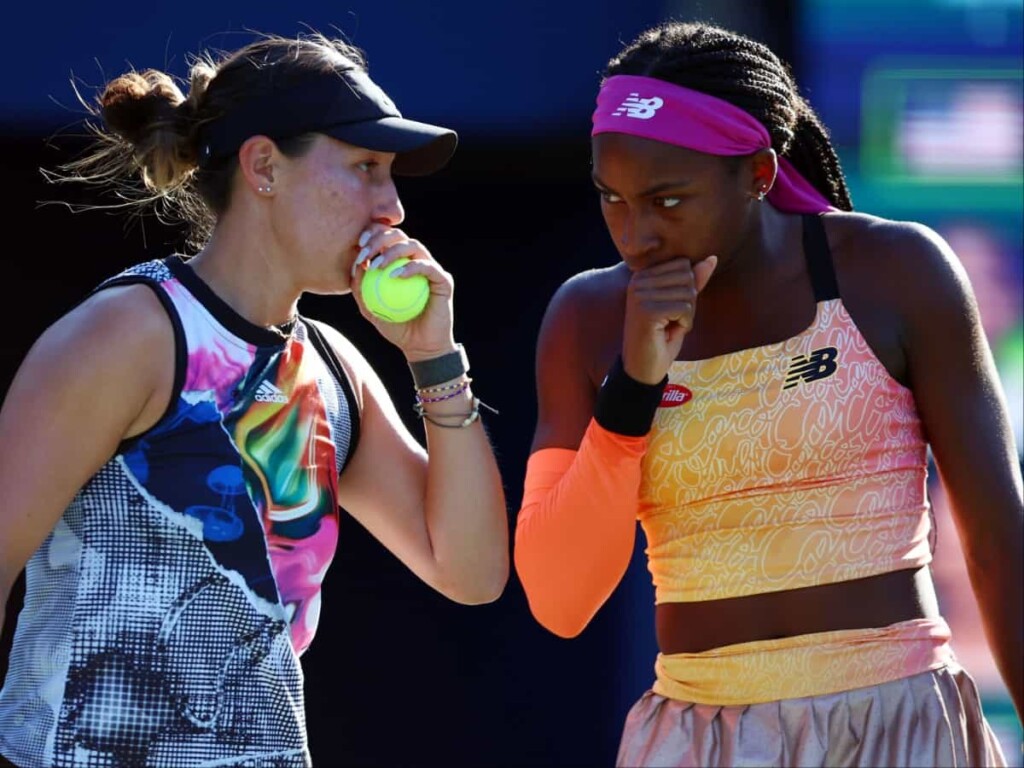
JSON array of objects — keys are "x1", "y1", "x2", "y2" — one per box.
[
  {"x1": 8, "y1": 281, "x2": 177, "y2": 441},
  {"x1": 43, "y1": 282, "x2": 174, "y2": 361},
  {"x1": 824, "y1": 211, "x2": 965, "y2": 288},
  {"x1": 823, "y1": 210, "x2": 977, "y2": 330},
  {"x1": 538, "y1": 263, "x2": 628, "y2": 385},
  {"x1": 540, "y1": 263, "x2": 628, "y2": 344},
  {"x1": 547, "y1": 263, "x2": 629, "y2": 311}
]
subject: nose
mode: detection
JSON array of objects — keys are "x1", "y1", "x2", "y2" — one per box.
[
  {"x1": 374, "y1": 177, "x2": 405, "y2": 227},
  {"x1": 616, "y1": 209, "x2": 659, "y2": 263}
]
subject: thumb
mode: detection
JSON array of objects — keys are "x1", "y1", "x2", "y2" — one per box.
[{"x1": 693, "y1": 255, "x2": 718, "y2": 293}]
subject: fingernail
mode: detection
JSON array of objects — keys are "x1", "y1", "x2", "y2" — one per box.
[
  {"x1": 369, "y1": 255, "x2": 383, "y2": 270},
  {"x1": 355, "y1": 247, "x2": 370, "y2": 267},
  {"x1": 390, "y1": 265, "x2": 405, "y2": 277},
  {"x1": 358, "y1": 230, "x2": 372, "y2": 247}
]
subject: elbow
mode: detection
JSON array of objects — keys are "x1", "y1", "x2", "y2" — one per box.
[
  {"x1": 527, "y1": 596, "x2": 590, "y2": 639},
  {"x1": 514, "y1": 553, "x2": 592, "y2": 638},
  {"x1": 456, "y1": 572, "x2": 509, "y2": 605},
  {"x1": 441, "y1": 557, "x2": 510, "y2": 605}
]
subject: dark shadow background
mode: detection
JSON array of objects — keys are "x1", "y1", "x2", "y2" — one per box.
[{"x1": 38, "y1": 2, "x2": 1024, "y2": 766}]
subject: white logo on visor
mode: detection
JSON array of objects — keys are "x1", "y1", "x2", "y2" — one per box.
[{"x1": 612, "y1": 93, "x2": 664, "y2": 119}]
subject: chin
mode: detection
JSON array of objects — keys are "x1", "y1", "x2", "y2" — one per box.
[
  {"x1": 308, "y1": 285, "x2": 349, "y2": 297},
  {"x1": 303, "y1": 274, "x2": 350, "y2": 296}
]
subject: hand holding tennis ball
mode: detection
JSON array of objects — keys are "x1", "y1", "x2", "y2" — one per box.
[{"x1": 361, "y1": 257, "x2": 430, "y2": 323}]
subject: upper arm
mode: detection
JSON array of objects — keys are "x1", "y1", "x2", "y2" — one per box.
[
  {"x1": 531, "y1": 272, "x2": 612, "y2": 452},
  {"x1": 896, "y1": 224, "x2": 1023, "y2": 543},
  {"x1": 0, "y1": 284, "x2": 173, "y2": 593}
]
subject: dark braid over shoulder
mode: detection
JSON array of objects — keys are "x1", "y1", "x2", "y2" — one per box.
[{"x1": 605, "y1": 22, "x2": 853, "y2": 211}]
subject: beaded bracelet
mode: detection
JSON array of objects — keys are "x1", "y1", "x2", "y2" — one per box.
[
  {"x1": 415, "y1": 380, "x2": 472, "y2": 404},
  {"x1": 416, "y1": 375, "x2": 472, "y2": 396},
  {"x1": 414, "y1": 396, "x2": 499, "y2": 429}
]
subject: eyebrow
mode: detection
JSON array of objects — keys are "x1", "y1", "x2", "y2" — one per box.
[{"x1": 591, "y1": 174, "x2": 693, "y2": 197}]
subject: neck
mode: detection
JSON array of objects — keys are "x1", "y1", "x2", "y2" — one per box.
[
  {"x1": 189, "y1": 220, "x2": 301, "y2": 330},
  {"x1": 705, "y1": 203, "x2": 799, "y2": 293}
]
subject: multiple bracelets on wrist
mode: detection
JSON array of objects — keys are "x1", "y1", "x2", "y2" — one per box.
[
  {"x1": 407, "y1": 348, "x2": 662, "y2": 434},
  {"x1": 409, "y1": 344, "x2": 498, "y2": 428}
]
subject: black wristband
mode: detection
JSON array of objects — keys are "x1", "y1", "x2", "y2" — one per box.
[
  {"x1": 408, "y1": 344, "x2": 470, "y2": 389},
  {"x1": 593, "y1": 356, "x2": 667, "y2": 437}
]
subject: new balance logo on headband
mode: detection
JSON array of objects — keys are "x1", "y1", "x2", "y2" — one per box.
[
  {"x1": 784, "y1": 347, "x2": 839, "y2": 390},
  {"x1": 612, "y1": 93, "x2": 664, "y2": 119},
  {"x1": 255, "y1": 381, "x2": 289, "y2": 403}
]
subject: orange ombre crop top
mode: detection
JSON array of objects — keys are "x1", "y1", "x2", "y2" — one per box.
[{"x1": 641, "y1": 214, "x2": 933, "y2": 603}]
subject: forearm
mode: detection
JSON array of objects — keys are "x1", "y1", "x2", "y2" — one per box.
[
  {"x1": 514, "y1": 421, "x2": 646, "y2": 637},
  {"x1": 964, "y1": 534, "x2": 1023, "y2": 721},
  {"x1": 515, "y1": 356, "x2": 664, "y2": 637},
  {"x1": 420, "y1": 389, "x2": 509, "y2": 604}
]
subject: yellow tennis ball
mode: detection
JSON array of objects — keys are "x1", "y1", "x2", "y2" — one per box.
[{"x1": 361, "y1": 257, "x2": 430, "y2": 323}]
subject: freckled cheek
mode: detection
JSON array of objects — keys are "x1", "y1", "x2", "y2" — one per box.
[{"x1": 321, "y1": 175, "x2": 360, "y2": 203}]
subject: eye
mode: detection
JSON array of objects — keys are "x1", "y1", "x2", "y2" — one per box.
[
  {"x1": 598, "y1": 190, "x2": 622, "y2": 204},
  {"x1": 356, "y1": 160, "x2": 379, "y2": 173},
  {"x1": 654, "y1": 196, "x2": 682, "y2": 209}
]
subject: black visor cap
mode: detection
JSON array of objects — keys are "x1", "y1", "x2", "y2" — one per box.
[{"x1": 198, "y1": 68, "x2": 458, "y2": 176}]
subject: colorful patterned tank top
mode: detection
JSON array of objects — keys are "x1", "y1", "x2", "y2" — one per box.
[
  {"x1": 639, "y1": 215, "x2": 932, "y2": 603},
  {"x1": 0, "y1": 255, "x2": 358, "y2": 767}
]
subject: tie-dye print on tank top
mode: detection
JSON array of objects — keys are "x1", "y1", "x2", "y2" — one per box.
[{"x1": 0, "y1": 256, "x2": 357, "y2": 767}]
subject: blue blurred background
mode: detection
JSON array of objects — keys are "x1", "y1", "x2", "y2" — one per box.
[{"x1": 1, "y1": 0, "x2": 1021, "y2": 765}]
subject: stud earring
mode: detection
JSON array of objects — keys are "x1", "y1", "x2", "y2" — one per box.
[
  {"x1": 258, "y1": 185, "x2": 272, "y2": 194},
  {"x1": 751, "y1": 187, "x2": 767, "y2": 201}
]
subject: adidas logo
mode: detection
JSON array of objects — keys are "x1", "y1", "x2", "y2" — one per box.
[
  {"x1": 254, "y1": 381, "x2": 289, "y2": 403},
  {"x1": 612, "y1": 93, "x2": 664, "y2": 119}
]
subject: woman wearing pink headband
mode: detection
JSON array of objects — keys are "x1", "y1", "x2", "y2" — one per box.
[{"x1": 514, "y1": 20, "x2": 1019, "y2": 767}]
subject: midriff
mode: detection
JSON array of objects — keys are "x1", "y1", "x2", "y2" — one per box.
[{"x1": 655, "y1": 567, "x2": 940, "y2": 654}]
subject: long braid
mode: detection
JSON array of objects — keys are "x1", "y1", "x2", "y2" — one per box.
[
  {"x1": 787, "y1": 100, "x2": 853, "y2": 210},
  {"x1": 605, "y1": 22, "x2": 853, "y2": 211}
]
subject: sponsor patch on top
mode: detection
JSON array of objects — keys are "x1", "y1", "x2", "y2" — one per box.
[{"x1": 660, "y1": 384, "x2": 693, "y2": 407}]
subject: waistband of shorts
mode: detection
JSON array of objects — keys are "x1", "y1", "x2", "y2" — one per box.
[{"x1": 653, "y1": 618, "x2": 954, "y2": 705}]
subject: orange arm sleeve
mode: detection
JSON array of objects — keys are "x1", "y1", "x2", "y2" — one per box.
[{"x1": 513, "y1": 419, "x2": 647, "y2": 638}]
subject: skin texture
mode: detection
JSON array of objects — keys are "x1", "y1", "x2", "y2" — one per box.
[
  {"x1": 529, "y1": 132, "x2": 1022, "y2": 719},
  {"x1": 0, "y1": 134, "x2": 510, "y2": 645}
]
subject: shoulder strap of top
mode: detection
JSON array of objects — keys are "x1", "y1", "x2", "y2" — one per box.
[
  {"x1": 802, "y1": 213, "x2": 840, "y2": 302},
  {"x1": 304, "y1": 319, "x2": 361, "y2": 474}
]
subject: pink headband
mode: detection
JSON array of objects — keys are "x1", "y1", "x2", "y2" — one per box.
[{"x1": 592, "y1": 74, "x2": 835, "y2": 214}]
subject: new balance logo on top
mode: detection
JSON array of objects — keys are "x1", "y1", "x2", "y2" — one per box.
[
  {"x1": 784, "y1": 347, "x2": 839, "y2": 390},
  {"x1": 612, "y1": 93, "x2": 664, "y2": 119},
  {"x1": 254, "y1": 381, "x2": 289, "y2": 403}
]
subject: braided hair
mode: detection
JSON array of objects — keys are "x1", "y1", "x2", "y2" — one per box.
[{"x1": 605, "y1": 22, "x2": 853, "y2": 210}]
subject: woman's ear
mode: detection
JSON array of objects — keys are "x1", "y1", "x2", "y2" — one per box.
[
  {"x1": 749, "y1": 147, "x2": 778, "y2": 199},
  {"x1": 237, "y1": 135, "x2": 277, "y2": 196}
]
